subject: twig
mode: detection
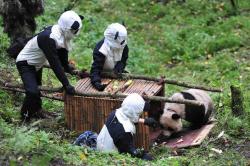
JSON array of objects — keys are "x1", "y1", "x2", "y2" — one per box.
[{"x1": 0, "y1": 86, "x2": 63, "y2": 101}]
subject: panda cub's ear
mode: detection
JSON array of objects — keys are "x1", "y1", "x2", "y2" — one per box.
[
  {"x1": 172, "y1": 113, "x2": 181, "y2": 120},
  {"x1": 79, "y1": 15, "x2": 84, "y2": 20}
]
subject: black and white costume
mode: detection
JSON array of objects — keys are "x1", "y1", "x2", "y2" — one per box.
[
  {"x1": 16, "y1": 11, "x2": 83, "y2": 120},
  {"x1": 90, "y1": 23, "x2": 129, "y2": 91},
  {"x1": 97, "y1": 93, "x2": 154, "y2": 161}
]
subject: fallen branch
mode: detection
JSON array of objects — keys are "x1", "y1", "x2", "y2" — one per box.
[
  {"x1": 73, "y1": 90, "x2": 203, "y2": 106},
  {"x1": 101, "y1": 73, "x2": 222, "y2": 92},
  {"x1": 0, "y1": 78, "x2": 62, "y2": 93},
  {"x1": 0, "y1": 80, "x2": 203, "y2": 106}
]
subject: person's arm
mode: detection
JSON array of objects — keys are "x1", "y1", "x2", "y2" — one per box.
[
  {"x1": 139, "y1": 118, "x2": 160, "y2": 128},
  {"x1": 115, "y1": 132, "x2": 153, "y2": 161},
  {"x1": 90, "y1": 51, "x2": 105, "y2": 84},
  {"x1": 90, "y1": 50, "x2": 107, "y2": 91},
  {"x1": 57, "y1": 48, "x2": 75, "y2": 75},
  {"x1": 114, "y1": 45, "x2": 128, "y2": 75},
  {"x1": 37, "y1": 35, "x2": 74, "y2": 94}
]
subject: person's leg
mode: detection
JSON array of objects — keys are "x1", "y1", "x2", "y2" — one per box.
[{"x1": 16, "y1": 61, "x2": 41, "y2": 120}]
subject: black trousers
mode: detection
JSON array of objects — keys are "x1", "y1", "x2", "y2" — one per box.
[{"x1": 16, "y1": 61, "x2": 43, "y2": 118}]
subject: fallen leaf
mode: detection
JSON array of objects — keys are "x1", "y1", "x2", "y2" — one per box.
[
  {"x1": 211, "y1": 148, "x2": 223, "y2": 154},
  {"x1": 79, "y1": 153, "x2": 87, "y2": 161},
  {"x1": 217, "y1": 131, "x2": 224, "y2": 139}
]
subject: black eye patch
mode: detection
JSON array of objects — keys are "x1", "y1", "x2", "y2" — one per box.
[
  {"x1": 114, "y1": 31, "x2": 119, "y2": 40},
  {"x1": 71, "y1": 21, "x2": 80, "y2": 30},
  {"x1": 120, "y1": 40, "x2": 125, "y2": 45}
]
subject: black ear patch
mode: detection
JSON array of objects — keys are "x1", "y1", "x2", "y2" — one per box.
[
  {"x1": 172, "y1": 113, "x2": 181, "y2": 120},
  {"x1": 122, "y1": 20, "x2": 126, "y2": 27},
  {"x1": 181, "y1": 92, "x2": 196, "y2": 100},
  {"x1": 71, "y1": 21, "x2": 80, "y2": 30},
  {"x1": 79, "y1": 15, "x2": 84, "y2": 20},
  {"x1": 114, "y1": 31, "x2": 119, "y2": 40}
]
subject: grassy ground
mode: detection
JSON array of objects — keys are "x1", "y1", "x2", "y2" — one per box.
[{"x1": 0, "y1": 0, "x2": 249, "y2": 165}]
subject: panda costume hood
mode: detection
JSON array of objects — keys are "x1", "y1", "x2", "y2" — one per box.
[
  {"x1": 97, "y1": 93, "x2": 145, "y2": 152},
  {"x1": 16, "y1": 10, "x2": 83, "y2": 70},
  {"x1": 53, "y1": 10, "x2": 83, "y2": 50},
  {"x1": 115, "y1": 93, "x2": 145, "y2": 134},
  {"x1": 99, "y1": 23, "x2": 127, "y2": 70}
]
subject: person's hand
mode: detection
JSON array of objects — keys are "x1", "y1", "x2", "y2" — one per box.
[
  {"x1": 93, "y1": 82, "x2": 107, "y2": 91},
  {"x1": 113, "y1": 64, "x2": 123, "y2": 78},
  {"x1": 113, "y1": 70, "x2": 123, "y2": 78},
  {"x1": 77, "y1": 69, "x2": 90, "y2": 78},
  {"x1": 144, "y1": 118, "x2": 160, "y2": 128},
  {"x1": 64, "y1": 84, "x2": 75, "y2": 95}
]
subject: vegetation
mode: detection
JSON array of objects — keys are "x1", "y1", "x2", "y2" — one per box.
[{"x1": 0, "y1": 0, "x2": 249, "y2": 165}]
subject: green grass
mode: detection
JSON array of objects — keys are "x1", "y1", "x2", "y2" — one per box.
[{"x1": 0, "y1": 0, "x2": 250, "y2": 165}]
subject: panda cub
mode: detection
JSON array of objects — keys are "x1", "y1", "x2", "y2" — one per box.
[{"x1": 160, "y1": 89, "x2": 214, "y2": 137}]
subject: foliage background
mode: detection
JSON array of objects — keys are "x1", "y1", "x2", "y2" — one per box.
[{"x1": 0, "y1": 0, "x2": 249, "y2": 165}]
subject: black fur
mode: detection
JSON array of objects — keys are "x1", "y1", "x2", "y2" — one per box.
[{"x1": 180, "y1": 92, "x2": 208, "y2": 126}]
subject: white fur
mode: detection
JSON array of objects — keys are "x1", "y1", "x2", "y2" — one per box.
[{"x1": 160, "y1": 89, "x2": 214, "y2": 136}]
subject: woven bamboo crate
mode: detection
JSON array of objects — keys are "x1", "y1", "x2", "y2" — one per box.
[{"x1": 64, "y1": 77, "x2": 164, "y2": 150}]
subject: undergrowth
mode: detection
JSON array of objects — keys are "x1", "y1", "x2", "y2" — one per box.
[{"x1": 0, "y1": 0, "x2": 249, "y2": 165}]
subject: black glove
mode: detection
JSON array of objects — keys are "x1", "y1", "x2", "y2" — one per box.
[
  {"x1": 64, "y1": 84, "x2": 75, "y2": 95},
  {"x1": 113, "y1": 70, "x2": 123, "y2": 78},
  {"x1": 131, "y1": 148, "x2": 144, "y2": 158},
  {"x1": 77, "y1": 70, "x2": 90, "y2": 78},
  {"x1": 93, "y1": 82, "x2": 107, "y2": 91},
  {"x1": 144, "y1": 118, "x2": 160, "y2": 128},
  {"x1": 142, "y1": 152, "x2": 154, "y2": 161},
  {"x1": 114, "y1": 63, "x2": 124, "y2": 78}
]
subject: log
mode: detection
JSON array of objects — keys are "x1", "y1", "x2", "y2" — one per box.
[
  {"x1": 101, "y1": 73, "x2": 223, "y2": 93},
  {"x1": 0, "y1": 80, "x2": 204, "y2": 106},
  {"x1": 73, "y1": 90, "x2": 204, "y2": 106},
  {"x1": 42, "y1": 65, "x2": 222, "y2": 92},
  {"x1": 230, "y1": 85, "x2": 244, "y2": 116}
]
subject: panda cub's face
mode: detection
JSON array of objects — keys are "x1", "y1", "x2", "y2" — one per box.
[{"x1": 159, "y1": 104, "x2": 183, "y2": 136}]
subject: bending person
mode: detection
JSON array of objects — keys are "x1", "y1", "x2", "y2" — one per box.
[{"x1": 16, "y1": 11, "x2": 83, "y2": 120}]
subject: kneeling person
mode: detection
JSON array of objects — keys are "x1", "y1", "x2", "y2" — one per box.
[
  {"x1": 90, "y1": 23, "x2": 128, "y2": 91},
  {"x1": 97, "y1": 93, "x2": 159, "y2": 161}
]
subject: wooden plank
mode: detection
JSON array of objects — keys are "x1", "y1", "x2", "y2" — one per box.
[{"x1": 159, "y1": 122, "x2": 216, "y2": 149}]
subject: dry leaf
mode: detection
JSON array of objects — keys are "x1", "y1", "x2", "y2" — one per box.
[{"x1": 211, "y1": 148, "x2": 223, "y2": 154}]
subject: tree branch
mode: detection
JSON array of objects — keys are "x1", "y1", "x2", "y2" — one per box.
[{"x1": 101, "y1": 72, "x2": 223, "y2": 92}]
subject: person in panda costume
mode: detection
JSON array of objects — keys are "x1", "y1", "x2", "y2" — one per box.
[
  {"x1": 159, "y1": 89, "x2": 214, "y2": 137},
  {"x1": 97, "y1": 93, "x2": 159, "y2": 161},
  {"x1": 90, "y1": 23, "x2": 128, "y2": 91},
  {"x1": 16, "y1": 10, "x2": 83, "y2": 120}
]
